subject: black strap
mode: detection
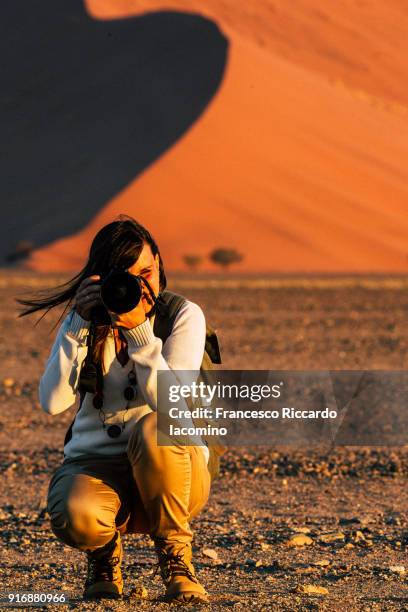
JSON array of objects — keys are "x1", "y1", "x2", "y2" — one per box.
[
  {"x1": 153, "y1": 290, "x2": 222, "y2": 364},
  {"x1": 153, "y1": 290, "x2": 187, "y2": 344}
]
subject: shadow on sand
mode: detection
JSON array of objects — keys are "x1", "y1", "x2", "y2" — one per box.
[{"x1": 1, "y1": 0, "x2": 228, "y2": 263}]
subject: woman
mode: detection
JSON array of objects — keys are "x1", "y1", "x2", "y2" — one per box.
[{"x1": 17, "y1": 215, "x2": 214, "y2": 604}]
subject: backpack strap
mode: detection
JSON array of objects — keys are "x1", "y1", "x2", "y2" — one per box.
[
  {"x1": 153, "y1": 290, "x2": 187, "y2": 344},
  {"x1": 153, "y1": 290, "x2": 225, "y2": 480},
  {"x1": 205, "y1": 324, "x2": 222, "y2": 365},
  {"x1": 153, "y1": 289, "x2": 222, "y2": 364}
]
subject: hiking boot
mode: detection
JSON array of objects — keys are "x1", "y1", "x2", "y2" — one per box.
[
  {"x1": 83, "y1": 530, "x2": 123, "y2": 600},
  {"x1": 154, "y1": 540, "x2": 209, "y2": 605}
]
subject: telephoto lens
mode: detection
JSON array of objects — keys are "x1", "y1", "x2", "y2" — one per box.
[{"x1": 100, "y1": 269, "x2": 143, "y2": 314}]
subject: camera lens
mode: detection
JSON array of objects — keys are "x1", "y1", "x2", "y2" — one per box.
[{"x1": 100, "y1": 271, "x2": 143, "y2": 314}]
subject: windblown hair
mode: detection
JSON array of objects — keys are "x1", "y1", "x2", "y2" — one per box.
[{"x1": 16, "y1": 214, "x2": 167, "y2": 371}]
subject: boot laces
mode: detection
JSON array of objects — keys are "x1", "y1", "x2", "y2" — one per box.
[
  {"x1": 154, "y1": 550, "x2": 198, "y2": 584},
  {"x1": 86, "y1": 553, "x2": 120, "y2": 584}
]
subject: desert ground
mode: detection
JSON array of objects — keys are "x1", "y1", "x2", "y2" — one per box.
[{"x1": 1, "y1": 271, "x2": 408, "y2": 610}]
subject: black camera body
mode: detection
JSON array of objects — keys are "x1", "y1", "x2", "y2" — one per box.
[
  {"x1": 100, "y1": 268, "x2": 144, "y2": 314},
  {"x1": 88, "y1": 268, "x2": 145, "y2": 325}
]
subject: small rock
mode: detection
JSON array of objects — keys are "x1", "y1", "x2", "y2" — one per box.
[
  {"x1": 287, "y1": 535, "x2": 313, "y2": 547},
  {"x1": 245, "y1": 558, "x2": 256, "y2": 566},
  {"x1": 296, "y1": 584, "x2": 329, "y2": 595},
  {"x1": 296, "y1": 566, "x2": 318, "y2": 574},
  {"x1": 294, "y1": 527, "x2": 311, "y2": 534},
  {"x1": 319, "y1": 532, "x2": 345, "y2": 543},
  {"x1": 202, "y1": 547, "x2": 218, "y2": 560},
  {"x1": 339, "y1": 517, "x2": 360, "y2": 525},
  {"x1": 353, "y1": 530, "x2": 366, "y2": 542},
  {"x1": 313, "y1": 559, "x2": 331, "y2": 567},
  {"x1": 389, "y1": 565, "x2": 405, "y2": 574},
  {"x1": 129, "y1": 585, "x2": 148, "y2": 599}
]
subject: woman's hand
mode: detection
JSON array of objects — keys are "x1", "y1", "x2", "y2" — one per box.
[
  {"x1": 109, "y1": 288, "x2": 154, "y2": 330},
  {"x1": 73, "y1": 275, "x2": 102, "y2": 321}
]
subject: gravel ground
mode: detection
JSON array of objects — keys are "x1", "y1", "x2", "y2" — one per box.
[{"x1": 1, "y1": 271, "x2": 408, "y2": 611}]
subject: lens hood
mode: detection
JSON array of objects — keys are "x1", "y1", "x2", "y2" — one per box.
[{"x1": 100, "y1": 269, "x2": 143, "y2": 314}]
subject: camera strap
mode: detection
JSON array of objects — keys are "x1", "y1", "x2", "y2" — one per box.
[
  {"x1": 138, "y1": 276, "x2": 169, "y2": 317},
  {"x1": 77, "y1": 320, "x2": 102, "y2": 395}
]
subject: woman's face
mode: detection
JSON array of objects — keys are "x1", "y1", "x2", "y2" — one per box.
[{"x1": 127, "y1": 242, "x2": 161, "y2": 313}]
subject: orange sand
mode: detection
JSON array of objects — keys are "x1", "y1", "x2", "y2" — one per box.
[{"x1": 25, "y1": 1, "x2": 408, "y2": 273}]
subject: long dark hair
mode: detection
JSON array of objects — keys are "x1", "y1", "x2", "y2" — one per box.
[{"x1": 16, "y1": 214, "x2": 167, "y2": 371}]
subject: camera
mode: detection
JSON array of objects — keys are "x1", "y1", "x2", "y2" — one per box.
[
  {"x1": 100, "y1": 268, "x2": 144, "y2": 314},
  {"x1": 88, "y1": 268, "x2": 152, "y2": 325}
]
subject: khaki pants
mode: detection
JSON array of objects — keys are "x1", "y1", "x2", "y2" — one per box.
[{"x1": 47, "y1": 412, "x2": 212, "y2": 553}]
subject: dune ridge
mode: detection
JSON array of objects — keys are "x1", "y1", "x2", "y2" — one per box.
[{"x1": 25, "y1": 0, "x2": 408, "y2": 273}]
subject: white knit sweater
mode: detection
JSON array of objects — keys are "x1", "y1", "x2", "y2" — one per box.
[{"x1": 39, "y1": 300, "x2": 209, "y2": 463}]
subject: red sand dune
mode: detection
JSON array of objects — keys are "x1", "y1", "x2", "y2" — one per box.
[{"x1": 26, "y1": 1, "x2": 408, "y2": 273}]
